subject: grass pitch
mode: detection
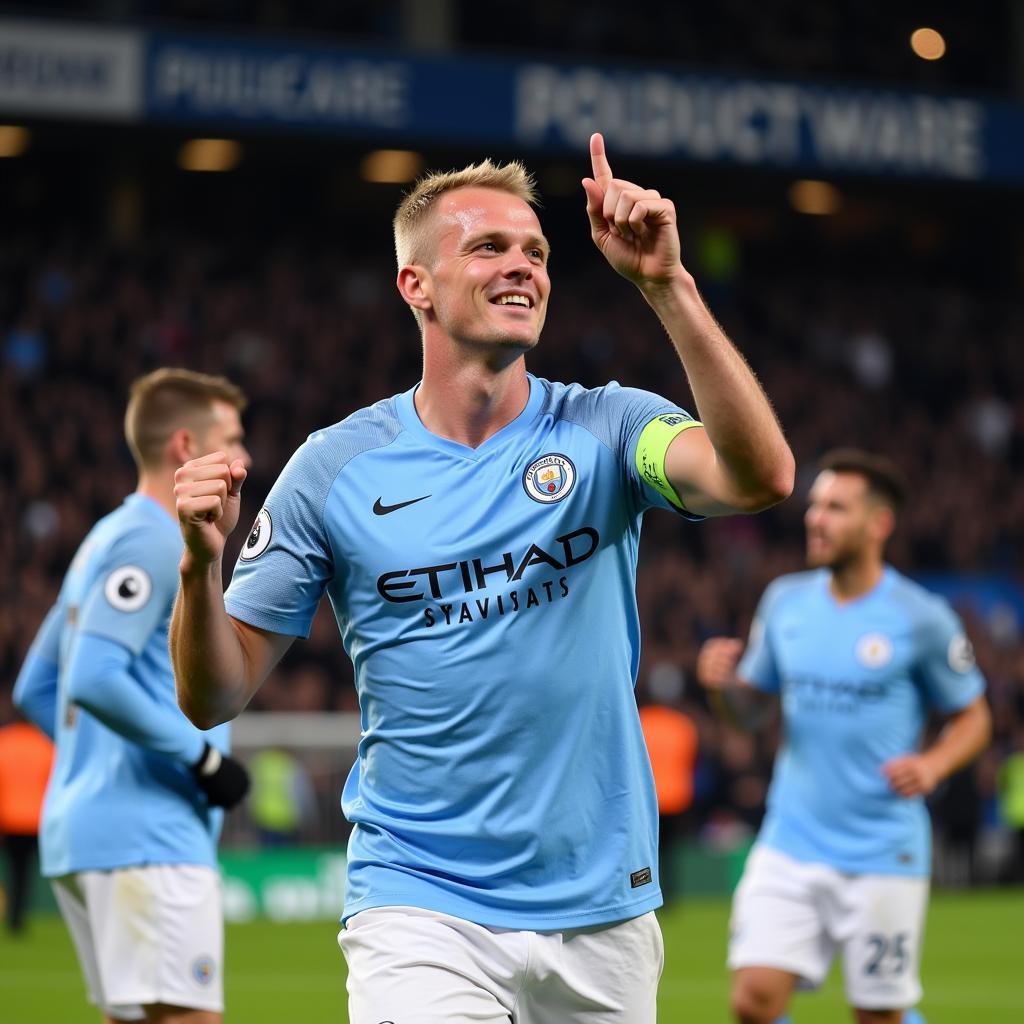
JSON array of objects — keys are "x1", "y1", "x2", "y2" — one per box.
[{"x1": 3, "y1": 889, "x2": 1021, "y2": 1022}]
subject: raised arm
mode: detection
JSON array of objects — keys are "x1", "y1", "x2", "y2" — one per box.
[
  {"x1": 582, "y1": 132, "x2": 794, "y2": 516},
  {"x1": 171, "y1": 452, "x2": 293, "y2": 729}
]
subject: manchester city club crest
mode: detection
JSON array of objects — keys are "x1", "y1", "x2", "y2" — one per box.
[
  {"x1": 523, "y1": 453, "x2": 577, "y2": 504},
  {"x1": 191, "y1": 955, "x2": 216, "y2": 985},
  {"x1": 855, "y1": 632, "x2": 893, "y2": 669}
]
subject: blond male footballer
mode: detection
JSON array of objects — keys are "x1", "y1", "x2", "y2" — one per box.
[
  {"x1": 170, "y1": 135, "x2": 794, "y2": 1023},
  {"x1": 15, "y1": 369, "x2": 252, "y2": 1024}
]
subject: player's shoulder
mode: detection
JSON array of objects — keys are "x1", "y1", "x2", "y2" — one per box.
[
  {"x1": 66, "y1": 498, "x2": 181, "y2": 605},
  {"x1": 536, "y1": 377, "x2": 670, "y2": 415},
  {"x1": 83, "y1": 497, "x2": 180, "y2": 567},
  {"x1": 285, "y1": 394, "x2": 405, "y2": 480},
  {"x1": 884, "y1": 567, "x2": 960, "y2": 629},
  {"x1": 885, "y1": 570, "x2": 981, "y2": 680},
  {"x1": 306, "y1": 393, "x2": 404, "y2": 449},
  {"x1": 535, "y1": 376, "x2": 686, "y2": 444},
  {"x1": 755, "y1": 569, "x2": 825, "y2": 620},
  {"x1": 763, "y1": 569, "x2": 823, "y2": 603}
]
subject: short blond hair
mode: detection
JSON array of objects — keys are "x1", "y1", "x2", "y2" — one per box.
[
  {"x1": 125, "y1": 367, "x2": 246, "y2": 470},
  {"x1": 393, "y1": 159, "x2": 539, "y2": 271}
]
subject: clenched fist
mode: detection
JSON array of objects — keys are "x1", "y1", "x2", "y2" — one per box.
[
  {"x1": 174, "y1": 451, "x2": 247, "y2": 568},
  {"x1": 882, "y1": 753, "x2": 939, "y2": 798},
  {"x1": 696, "y1": 637, "x2": 744, "y2": 690}
]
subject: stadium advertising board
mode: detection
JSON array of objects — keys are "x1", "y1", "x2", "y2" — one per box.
[
  {"x1": 3, "y1": 19, "x2": 1024, "y2": 182},
  {"x1": 0, "y1": 19, "x2": 142, "y2": 119},
  {"x1": 220, "y1": 848, "x2": 347, "y2": 923},
  {"x1": 516, "y1": 66, "x2": 985, "y2": 180},
  {"x1": 147, "y1": 32, "x2": 412, "y2": 131},
  {"x1": 215, "y1": 843, "x2": 750, "y2": 921},
  {"x1": 142, "y1": 32, "x2": 1024, "y2": 183}
]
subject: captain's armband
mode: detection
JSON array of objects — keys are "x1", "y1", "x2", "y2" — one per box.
[{"x1": 635, "y1": 413, "x2": 703, "y2": 510}]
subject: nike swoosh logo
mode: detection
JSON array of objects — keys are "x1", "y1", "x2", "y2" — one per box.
[{"x1": 373, "y1": 494, "x2": 431, "y2": 516}]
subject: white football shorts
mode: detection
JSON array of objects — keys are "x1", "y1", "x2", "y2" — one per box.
[
  {"x1": 338, "y1": 905, "x2": 664, "y2": 1024},
  {"x1": 52, "y1": 864, "x2": 224, "y2": 1019},
  {"x1": 728, "y1": 844, "x2": 928, "y2": 1010}
]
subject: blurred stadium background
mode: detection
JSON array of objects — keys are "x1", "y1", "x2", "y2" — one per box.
[{"x1": 1, "y1": 2, "x2": 1023, "y2": 1020}]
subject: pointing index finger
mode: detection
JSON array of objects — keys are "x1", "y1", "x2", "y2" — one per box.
[{"x1": 590, "y1": 132, "x2": 613, "y2": 187}]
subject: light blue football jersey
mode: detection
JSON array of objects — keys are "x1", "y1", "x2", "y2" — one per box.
[
  {"x1": 739, "y1": 566, "x2": 985, "y2": 876},
  {"x1": 226, "y1": 375, "x2": 701, "y2": 929},
  {"x1": 39, "y1": 494, "x2": 230, "y2": 876}
]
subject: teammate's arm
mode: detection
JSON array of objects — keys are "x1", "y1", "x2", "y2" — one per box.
[
  {"x1": 696, "y1": 637, "x2": 776, "y2": 731},
  {"x1": 66, "y1": 632, "x2": 206, "y2": 762},
  {"x1": 884, "y1": 606, "x2": 992, "y2": 798},
  {"x1": 170, "y1": 452, "x2": 294, "y2": 729},
  {"x1": 12, "y1": 605, "x2": 62, "y2": 739},
  {"x1": 64, "y1": 630, "x2": 250, "y2": 807},
  {"x1": 582, "y1": 132, "x2": 794, "y2": 517},
  {"x1": 883, "y1": 695, "x2": 991, "y2": 798}
]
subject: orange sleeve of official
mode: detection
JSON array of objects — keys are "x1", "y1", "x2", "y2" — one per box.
[
  {"x1": 639, "y1": 705, "x2": 699, "y2": 816},
  {"x1": 0, "y1": 723, "x2": 55, "y2": 835}
]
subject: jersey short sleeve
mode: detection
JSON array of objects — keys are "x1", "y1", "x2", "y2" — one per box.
[
  {"x1": 561, "y1": 381, "x2": 703, "y2": 518},
  {"x1": 913, "y1": 597, "x2": 986, "y2": 712},
  {"x1": 738, "y1": 579, "x2": 786, "y2": 693},
  {"x1": 225, "y1": 436, "x2": 338, "y2": 638}
]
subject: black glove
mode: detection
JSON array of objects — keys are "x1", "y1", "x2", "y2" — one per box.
[{"x1": 192, "y1": 744, "x2": 250, "y2": 809}]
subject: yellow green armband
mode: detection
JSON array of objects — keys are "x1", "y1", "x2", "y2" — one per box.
[{"x1": 635, "y1": 413, "x2": 703, "y2": 511}]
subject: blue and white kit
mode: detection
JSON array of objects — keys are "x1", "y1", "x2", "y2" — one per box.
[
  {"x1": 739, "y1": 566, "x2": 986, "y2": 876},
  {"x1": 15, "y1": 494, "x2": 230, "y2": 876},
  {"x1": 226, "y1": 375, "x2": 702, "y2": 929}
]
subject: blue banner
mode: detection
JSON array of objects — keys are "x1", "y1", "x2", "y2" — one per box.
[
  {"x1": 142, "y1": 32, "x2": 1024, "y2": 183},
  {"x1": 0, "y1": 21, "x2": 1013, "y2": 182},
  {"x1": 916, "y1": 573, "x2": 1024, "y2": 624}
]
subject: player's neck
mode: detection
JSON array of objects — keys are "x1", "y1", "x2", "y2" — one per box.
[
  {"x1": 828, "y1": 557, "x2": 885, "y2": 604},
  {"x1": 417, "y1": 352, "x2": 530, "y2": 449},
  {"x1": 135, "y1": 473, "x2": 178, "y2": 522}
]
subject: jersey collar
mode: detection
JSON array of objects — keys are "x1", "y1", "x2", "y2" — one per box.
[
  {"x1": 822, "y1": 564, "x2": 896, "y2": 609},
  {"x1": 395, "y1": 373, "x2": 545, "y2": 461}
]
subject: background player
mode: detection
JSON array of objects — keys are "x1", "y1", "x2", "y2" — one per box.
[
  {"x1": 14, "y1": 368, "x2": 252, "y2": 1024},
  {"x1": 697, "y1": 448, "x2": 991, "y2": 1024},
  {"x1": 169, "y1": 134, "x2": 794, "y2": 1022}
]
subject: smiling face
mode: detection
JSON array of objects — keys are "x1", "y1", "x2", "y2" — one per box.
[{"x1": 415, "y1": 186, "x2": 551, "y2": 354}]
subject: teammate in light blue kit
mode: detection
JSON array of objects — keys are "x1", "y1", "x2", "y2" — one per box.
[
  {"x1": 14, "y1": 368, "x2": 251, "y2": 1024},
  {"x1": 170, "y1": 135, "x2": 795, "y2": 1023},
  {"x1": 698, "y1": 449, "x2": 991, "y2": 1024}
]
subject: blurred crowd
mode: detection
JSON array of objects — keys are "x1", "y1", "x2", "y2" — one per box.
[{"x1": 2, "y1": 228, "x2": 1022, "y2": 877}]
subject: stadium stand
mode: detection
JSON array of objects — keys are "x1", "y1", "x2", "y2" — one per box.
[{"x1": 1, "y1": 0, "x2": 1021, "y2": 884}]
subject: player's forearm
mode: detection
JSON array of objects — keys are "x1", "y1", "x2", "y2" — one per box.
[
  {"x1": 710, "y1": 679, "x2": 775, "y2": 732},
  {"x1": 922, "y1": 696, "x2": 992, "y2": 783},
  {"x1": 171, "y1": 554, "x2": 254, "y2": 729},
  {"x1": 67, "y1": 634, "x2": 206, "y2": 764},
  {"x1": 642, "y1": 271, "x2": 794, "y2": 510}
]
